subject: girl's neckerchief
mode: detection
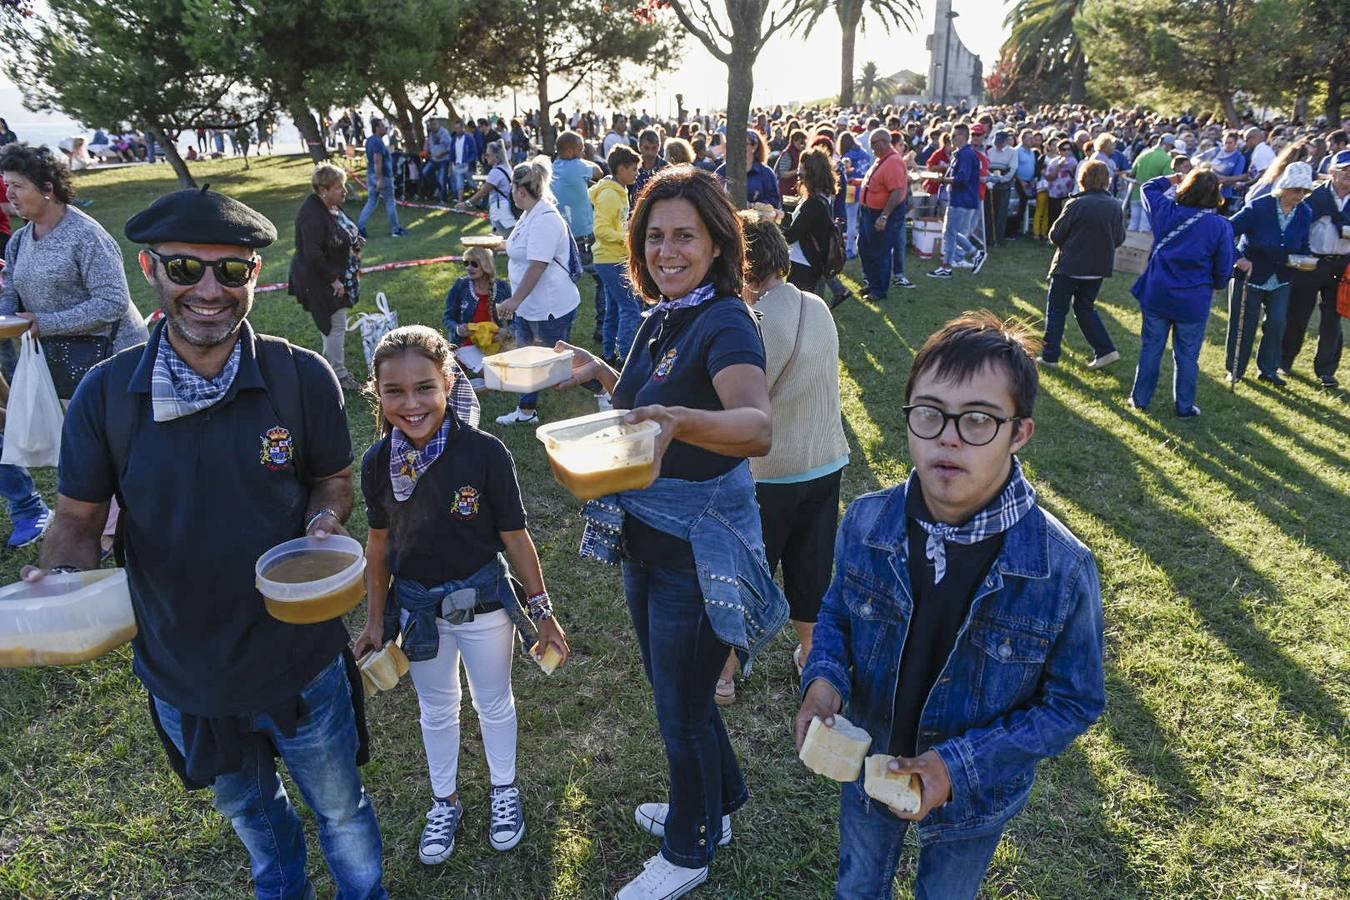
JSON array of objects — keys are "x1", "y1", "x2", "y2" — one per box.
[
  {"x1": 390, "y1": 408, "x2": 455, "y2": 502},
  {"x1": 909, "y1": 456, "x2": 1037, "y2": 584}
]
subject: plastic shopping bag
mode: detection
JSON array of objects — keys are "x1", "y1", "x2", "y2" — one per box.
[
  {"x1": 346, "y1": 291, "x2": 399, "y2": 368},
  {"x1": 1, "y1": 332, "x2": 64, "y2": 467}
]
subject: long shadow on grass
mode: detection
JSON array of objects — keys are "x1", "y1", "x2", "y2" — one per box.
[{"x1": 1034, "y1": 388, "x2": 1346, "y2": 742}]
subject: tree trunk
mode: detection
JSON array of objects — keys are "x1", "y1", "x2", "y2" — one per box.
[
  {"x1": 537, "y1": 68, "x2": 555, "y2": 156},
  {"x1": 1220, "y1": 94, "x2": 1241, "y2": 128},
  {"x1": 387, "y1": 82, "x2": 425, "y2": 149},
  {"x1": 837, "y1": 2, "x2": 861, "y2": 107},
  {"x1": 1069, "y1": 55, "x2": 1087, "y2": 104},
  {"x1": 287, "y1": 96, "x2": 329, "y2": 163},
  {"x1": 724, "y1": 47, "x2": 754, "y2": 210},
  {"x1": 150, "y1": 123, "x2": 196, "y2": 189},
  {"x1": 1327, "y1": 67, "x2": 1344, "y2": 124}
]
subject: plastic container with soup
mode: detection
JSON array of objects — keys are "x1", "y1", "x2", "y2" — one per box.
[
  {"x1": 0, "y1": 569, "x2": 136, "y2": 667},
  {"x1": 256, "y1": 535, "x2": 366, "y2": 624},
  {"x1": 536, "y1": 410, "x2": 661, "y2": 501}
]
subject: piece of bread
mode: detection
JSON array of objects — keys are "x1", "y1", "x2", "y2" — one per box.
[
  {"x1": 863, "y1": 754, "x2": 922, "y2": 814},
  {"x1": 359, "y1": 646, "x2": 400, "y2": 691},
  {"x1": 531, "y1": 641, "x2": 565, "y2": 675},
  {"x1": 799, "y1": 714, "x2": 871, "y2": 782}
]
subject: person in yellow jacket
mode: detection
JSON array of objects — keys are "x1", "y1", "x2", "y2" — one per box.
[{"x1": 589, "y1": 144, "x2": 642, "y2": 367}]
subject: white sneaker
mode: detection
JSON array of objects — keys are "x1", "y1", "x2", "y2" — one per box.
[
  {"x1": 634, "y1": 803, "x2": 732, "y2": 846},
  {"x1": 1086, "y1": 350, "x2": 1121, "y2": 370},
  {"x1": 495, "y1": 407, "x2": 539, "y2": 425},
  {"x1": 615, "y1": 853, "x2": 708, "y2": 900},
  {"x1": 953, "y1": 258, "x2": 975, "y2": 269},
  {"x1": 597, "y1": 391, "x2": 613, "y2": 411}
]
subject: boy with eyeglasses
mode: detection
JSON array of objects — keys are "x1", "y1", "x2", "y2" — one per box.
[{"x1": 796, "y1": 312, "x2": 1105, "y2": 900}]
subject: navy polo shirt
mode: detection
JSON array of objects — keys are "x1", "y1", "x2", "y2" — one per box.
[
  {"x1": 361, "y1": 411, "x2": 527, "y2": 585},
  {"x1": 59, "y1": 321, "x2": 354, "y2": 717},
  {"x1": 612, "y1": 294, "x2": 765, "y2": 564}
]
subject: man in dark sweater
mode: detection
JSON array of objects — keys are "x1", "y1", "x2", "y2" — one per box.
[{"x1": 797, "y1": 313, "x2": 1105, "y2": 900}]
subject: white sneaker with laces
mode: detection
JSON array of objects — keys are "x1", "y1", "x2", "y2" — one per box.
[
  {"x1": 615, "y1": 853, "x2": 708, "y2": 900},
  {"x1": 634, "y1": 803, "x2": 732, "y2": 846},
  {"x1": 495, "y1": 407, "x2": 539, "y2": 426},
  {"x1": 488, "y1": 783, "x2": 525, "y2": 850},
  {"x1": 1087, "y1": 350, "x2": 1121, "y2": 370}
]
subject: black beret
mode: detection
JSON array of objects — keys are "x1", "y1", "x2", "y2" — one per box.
[{"x1": 124, "y1": 184, "x2": 277, "y2": 248}]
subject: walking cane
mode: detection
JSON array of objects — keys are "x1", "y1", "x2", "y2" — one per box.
[{"x1": 1231, "y1": 276, "x2": 1250, "y2": 392}]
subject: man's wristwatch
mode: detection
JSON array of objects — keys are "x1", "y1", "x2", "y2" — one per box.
[
  {"x1": 49, "y1": 565, "x2": 81, "y2": 575},
  {"x1": 306, "y1": 507, "x2": 340, "y2": 532}
]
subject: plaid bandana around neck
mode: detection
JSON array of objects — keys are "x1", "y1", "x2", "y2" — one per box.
[
  {"x1": 647, "y1": 282, "x2": 717, "y2": 316},
  {"x1": 150, "y1": 328, "x2": 242, "y2": 423},
  {"x1": 390, "y1": 412, "x2": 453, "y2": 502},
  {"x1": 910, "y1": 457, "x2": 1037, "y2": 584}
]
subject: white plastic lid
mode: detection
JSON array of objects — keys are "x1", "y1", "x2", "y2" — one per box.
[
  {"x1": 484, "y1": 345, "x2": 575, "y2": 370},
  {"x1": 0, "y1": 569, "x2": 132, "y2": 636}
]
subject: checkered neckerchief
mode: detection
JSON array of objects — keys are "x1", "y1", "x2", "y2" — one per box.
[
  {"x1": 910, "y1": 457, "x2": 1036, "y2": 583},
  {"x1": 150, "y1": 328, "x2": 242, "y2": 422},
  {"x1": 647, "y1": 282, "x2": 717, "y2": 316},
  {"x1": 390, "y1": 412, "x2": 453, "y2": 502}
]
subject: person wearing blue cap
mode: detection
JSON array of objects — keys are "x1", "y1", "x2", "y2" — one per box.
[{"x1": 22, "y1": 186, "x2": 389, "y2": 899}]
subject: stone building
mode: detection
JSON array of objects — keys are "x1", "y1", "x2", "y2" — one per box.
[{"x1": 925, "y1": 0, "x2": 983, "y2": 107}]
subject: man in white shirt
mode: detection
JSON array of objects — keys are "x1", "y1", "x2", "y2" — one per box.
[
  {"x1": 1245, "y1": 127, "x2": 1276, "y2": 179},
  {"x1": 603, "y1": 115, "x2": 628, "y2": 157}
]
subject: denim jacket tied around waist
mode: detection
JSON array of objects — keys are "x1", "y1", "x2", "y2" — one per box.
[
  {"x1": 802, "y1": 482, "x2": 1106, "y2": 843},
  {"x1": 579, "y1": 460, "x2": 789, "y2": 674},
  {"x1": 389, "y1": 555, "x2": 537, "y2": 662}
]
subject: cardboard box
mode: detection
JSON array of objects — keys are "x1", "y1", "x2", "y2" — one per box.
[{"x1": 1114, "y1": 230, "x2": 1153, "y2": 276}]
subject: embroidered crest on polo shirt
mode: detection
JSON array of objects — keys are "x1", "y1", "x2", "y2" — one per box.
[
  {"x1": 653, "y1": 348, "x2": 678, "y2": 380},
  {"x1": 260, "y1": 426, "x2": 294, "y2": 470},
  {"x1": 451, "y1": 486, "x2": 481, "y2": 520}
]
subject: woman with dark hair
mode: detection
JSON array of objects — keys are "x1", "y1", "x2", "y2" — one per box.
[
  {"x1": 783, "y1": 146, "x2": 840, "y2": 296},
  {"x1": 555, "y1": 166, "x2": 785, "y2": 900},
  {"x1": 715, "y1": 130, "x2": 780, "y2": 209},
  {"x1": 1129, "y1": 168, "x2": 1234, "y2": 417},
  {"x1": 288, "y1": 162, "x2": 364, "y2": 391}
]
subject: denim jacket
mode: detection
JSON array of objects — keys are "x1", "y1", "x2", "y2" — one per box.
[
  {"x1": 443, "y1": 276, "x2": 511, "y2": 343},
  {"x1": 388, "y1": 555, "x2": 537, "y2": 662},
  {"x1": 803, "y1": 482, "x2": 1105, "y2": 843},
  {"x1": 580, "y1": 461, "x2": 789, "y2": 673}
]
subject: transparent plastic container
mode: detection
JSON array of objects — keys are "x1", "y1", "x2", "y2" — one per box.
[
  {"x1": 535, "y1": 410, "x2": 661, "y2": 501},
  {"x1": 482, "y1": 346, "x2": 574, "y2": 392},
  {"x1": 255, "y1": 535, "x2": 366, "y2": 625},
  {"x1": 1287, "y1": 254, "x2": 1318, "y2": 271},
  {"x1": 0, "y1": 569, "x2": 135, "y2": 667},
  {"x1": 0, "y1": 315, "x2": 32, "y2": 339}
]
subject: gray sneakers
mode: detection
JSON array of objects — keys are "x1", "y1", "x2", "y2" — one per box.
[
  {"x1": 489, "y1": 783, "x2": 526, "y2": 851},
  {"x1": 419, "y1": 798, "x2": 463, "y2": 865}
]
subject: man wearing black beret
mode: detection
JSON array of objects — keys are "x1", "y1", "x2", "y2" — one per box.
[{"x1": 23, "y1": 186, "x2": 388, "y2": 899}]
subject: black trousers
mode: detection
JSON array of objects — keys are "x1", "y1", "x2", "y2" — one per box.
[{"x1": 1282, "y1": 257, "x2": 1345, "y2": 379}]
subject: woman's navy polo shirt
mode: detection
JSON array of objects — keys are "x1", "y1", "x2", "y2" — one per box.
[
  {"x1": 361, "y1": 411, "x2": 527, "y2": 586},
  {"x1": 58, "y1": 322, "x2": 354, "y2": 717},
  {"x1": 612, "y1": 295, "x2": 766, "y2": 565}
]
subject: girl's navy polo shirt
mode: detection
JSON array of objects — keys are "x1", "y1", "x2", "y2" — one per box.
[
  {"x1": 58, "y1": 324, "x2": 354, "y2": 717},
  {"x1": 612, "y1": 295, "x2": 766, "y2": 564},
  {"x1": 361, "y1": 412, "x2": 527, "y2": 586}
]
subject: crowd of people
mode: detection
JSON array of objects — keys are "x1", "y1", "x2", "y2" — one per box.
[{"x1": 0, "y1": 91, "x2": 1346, "y2": 900}]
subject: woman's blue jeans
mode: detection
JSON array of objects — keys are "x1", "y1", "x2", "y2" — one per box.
[
  {"x1": 835, "y1": 781, "x2": 1003, "y2": 900},
  {"x1": 622, "y1": 560, "x2": 749, "y2": 868},
  {"x1": 1225, "y1": 279, "x2": 1289, "y2": 379},
  {"x1": 1131, "y1": 312, "x2": 1208, "y2": 414},
  {"x1": 0, "y1": 431, "x2": 45, "y2": 525},
  {"x1": 152, "y1": 656, "x2": 386, "y2": 900},
  {"x1": 596, "y1": 262, "x2": 642, "y2": 362},
  {"x1": 511, "y1": 308, "x2": 575, "y2": 409},
  {"x1": 1041, "y1": 275, "x2": 1116, "y2": 363}
]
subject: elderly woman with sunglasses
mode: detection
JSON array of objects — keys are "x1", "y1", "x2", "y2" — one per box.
[{"x1": 289, "y1": 163, "x2": 365, "y2": 390}]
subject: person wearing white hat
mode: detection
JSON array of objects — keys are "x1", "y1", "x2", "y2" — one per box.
[
  {"x1": 1225, "y1": 161, "x2": 1315, "y2": 385},
  {"x1": 1283, "y1": 148, "x2": 1350, "y2": 386}
]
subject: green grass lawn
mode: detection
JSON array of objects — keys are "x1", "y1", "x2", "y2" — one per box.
[{"x1": 0, "y1": 156, "x2": 1346, "y2": 899}]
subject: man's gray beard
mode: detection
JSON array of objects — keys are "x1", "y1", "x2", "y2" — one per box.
[{"x1": 164, "y1": 307, "x2": 245, "y2": 348}]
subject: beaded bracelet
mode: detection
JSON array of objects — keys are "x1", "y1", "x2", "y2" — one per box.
[{"x1": 526, "y1": 590, "x2": 554, "y2": 622}]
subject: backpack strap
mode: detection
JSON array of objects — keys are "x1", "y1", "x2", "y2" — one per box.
[{"x1": 254, "y1": 334, "x2": 308, "y2": 485}]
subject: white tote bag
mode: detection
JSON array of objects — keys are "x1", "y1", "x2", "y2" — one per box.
[
  {"x1": 346, "y1": 291, "x2": 399, "y2": 368},
  {"x1": 2, "y1": 332, "x2": 65, "y2": 468}
]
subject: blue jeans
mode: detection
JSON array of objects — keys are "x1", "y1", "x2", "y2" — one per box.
[
  {"x1": 836, "y1": 782, "x2": 1002, "y2": 900},
  {"x1": 450, "y1": 162, "x2": 470, "y2": 201},
  {"x1": 0, "y1": 433, "x2": 46, "y2": 524},
  {"x1": 846, "y1": 202, "x2": 860, "y2": 257},
  {"x1": 889, "y1": 201, "x2": 908, "y2": 279},
  {"x1": 622, "y1": 561, "x2": 749, "y2": 868},
  {"x1": 1041, "y1": 275, "x2": 1116, "y2": 363},
  {"x1": 941, "y1": 205, "x2": 979, "y2": 267},
  {"x1": 1131, "y1": 312, "x2": 1208, "y2": 414},
  {"x1": 512, "y1": 308, "x2": 575, "y2": 409},
  {"x1": 1225, "y1": 280, "x2": 1289, "y2": 379},
  {"x1": 423, "y1": 159, "x2": 450, "y2": 200},
  {"x1": 596, "y1": 262, "x2": 642, "y2": 362},
  {"x1": 858, "y1": 206, "x2": 903, "y2": 299},
  {"x1": 357, "y1": 175, "x2": 400, "y2": 235},
  {"x1": 153, "y1": 656, "x2": 386, "y2": 900},
  {"x1": 1128, "y1": 195, "x2": 1150, "y2": 232}
]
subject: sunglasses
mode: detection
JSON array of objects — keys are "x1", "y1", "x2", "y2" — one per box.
[
  {"x1": 147, "y1": 249, "x2": 259, "y2": 288},
  {"x1": 465, "y1": 261, "x2": 481, "y2": 269}
]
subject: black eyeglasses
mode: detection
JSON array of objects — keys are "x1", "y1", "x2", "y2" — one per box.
[
  {"x1": 147, "y1": 249, "x2": 259, "y2": 288},
  {"x1": 902, "y1": 404, "x2": 1018, "y2": 447}
]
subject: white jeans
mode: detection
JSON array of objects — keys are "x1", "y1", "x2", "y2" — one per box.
[
  {"x1": 404, "y1": 608, "x2": 518, "y2": 798},
  {"x1": 323, "y1": 309, "x2": 349, "y2": 380}
]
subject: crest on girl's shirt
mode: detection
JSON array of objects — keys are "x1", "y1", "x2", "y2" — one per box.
[
  {"x1": 653, "y1": 348, "x2": 678, "y2": 380},
  {"x1": 260, "y1": 426, "x2": 294, "y2": 470}
]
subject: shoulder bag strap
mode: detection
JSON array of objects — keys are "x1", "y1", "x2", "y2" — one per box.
[
  {"x1": 768, "y1": 288, "x2": 809, "y2": 400},
  {"x1": 1150, "y1": 209, "x2": 1206, "y2": 260}
]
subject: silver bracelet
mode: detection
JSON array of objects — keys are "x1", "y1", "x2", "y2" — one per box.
[{"x1": 306, "y1": 507, "x2": 339, "y2": 532}]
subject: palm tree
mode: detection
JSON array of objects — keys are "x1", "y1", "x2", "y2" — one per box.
[
  {"x1": 1000, "y1": 0, "x2": 1087, "y2": 103},
  {"x1": 798, "y1": 0, "x2": 921, "y2": 107},
  {"x1": 853, "y1": 61, "x2": 898, "y2": 106}
]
